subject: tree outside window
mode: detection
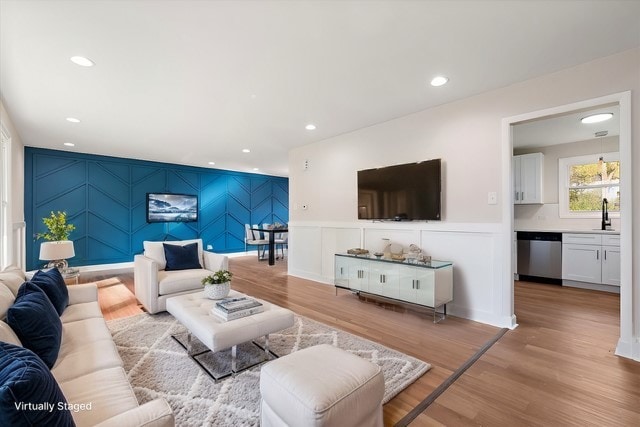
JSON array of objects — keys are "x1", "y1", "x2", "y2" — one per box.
[{"x1": 559, "y1": 152, "x2": 620, "y2": 218}]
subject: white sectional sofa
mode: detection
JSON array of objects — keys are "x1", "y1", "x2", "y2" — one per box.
[{"x1": 0, "y1": 266, "x2": 174, "y2": 427}]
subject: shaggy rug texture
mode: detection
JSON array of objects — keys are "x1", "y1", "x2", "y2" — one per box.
[{"x1": 107, "y1": 312, "x2": 430, "y2": 426}]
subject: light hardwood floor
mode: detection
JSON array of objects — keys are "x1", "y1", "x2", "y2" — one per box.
[{"x1": 88, "y1": 257, "x2": 640, "y2": 426}]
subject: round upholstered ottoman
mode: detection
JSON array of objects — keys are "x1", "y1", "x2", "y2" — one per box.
[{"x1": 259, "y1": 344, "x2": 385, "y2": 427}]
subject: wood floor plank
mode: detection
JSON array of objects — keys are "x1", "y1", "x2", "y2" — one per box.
[{"x1": 84, "y1": 258, "x2": 640, "y2": 426}]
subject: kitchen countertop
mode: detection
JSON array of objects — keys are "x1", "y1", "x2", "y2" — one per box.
[{"x1": 515, "y1": 229, "x2": 620, "y2": 235}]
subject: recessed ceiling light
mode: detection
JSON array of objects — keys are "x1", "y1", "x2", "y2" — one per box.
[
  {"x1": 581, "y1": 113, "x2": 613, "y2": 124},
  {"x1": 208, "y1": 161, "x2": 216, "y2": 165},
  {"x1": 242, "y1": 149, "x2": 251, "y2": 153},
  {"x1": 430, "y1": 76, "x2": 449, "y2": 87},
  {"x1": 305, "y1": 124, "x2": 316, "y2": 130},
  {"x1": 63, "y1": 142, "x2": 75, "y2": 147},
  {"x1": 70, "y1": 56, "x2": 95, "y2": 67},
  {"x1": 253, "y1": 168, "x2": 259, "y2": 171},
  {"x1": 66, "y1": 117, "x2": 81, "y2": 123}
]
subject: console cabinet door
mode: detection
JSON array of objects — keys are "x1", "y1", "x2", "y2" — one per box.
[
  {"x1": 334, "y1": 256, "x2": 350, "y2": 287},
  {"x1": 414, "y1": 269, "x2": 436, "y2": 307},
  {"x1": 348, "y1": 260, "x2": 369, "y2": 292},
  {"x1": 398, "y1": 267, "x2": 418, "y2": 303},
  {"x1": 369, "y1": 263, "x2": 399, "y2": 299},
  {"x1": 562, "y1": 243, "x2": 601, "y2": 283}
]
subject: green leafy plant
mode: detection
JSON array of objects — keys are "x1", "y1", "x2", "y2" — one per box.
[
  {"x1": 36, "y1": 211, "x2": 75, "y2": 241},
  {"x1": 201, "y1": 270, "x2": 233, "y2": 285}
]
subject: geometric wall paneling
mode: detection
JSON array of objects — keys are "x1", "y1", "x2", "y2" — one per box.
[{"x1": 25, "y1": 148, "x2": 288, "y2": 269}]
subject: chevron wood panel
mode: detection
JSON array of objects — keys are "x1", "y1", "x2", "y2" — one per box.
[{"x1": 25, "y1": 148, "x2": 288, "y2": 269}]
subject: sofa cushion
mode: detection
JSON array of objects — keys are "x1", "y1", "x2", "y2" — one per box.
[
  {"x1": 0, "y1": 283, "x2": 15, "y2": 320},
  {"x1": 60, "y1": 301, "x2": 103, "y2": 323},
  {"x1": 58, "y1": 367, "x2": 139, "y2": 427},
  {"x1": 144, "y1": 238, "x2": 203, "y2": 270},
  {"x1": 62, "y1": 317, "x2": 113, "y2": 348},
  {"x1": 158, "y1": 269, "x2": 210, "y2": 295},
  {"x1": 30, "y1": 268, "x2": 69, "y2": 316},
  {"x1": 163, "y1": 242, "x2": 202, "y2": 271},
  {"x1": 0, "y1": 320, "x2": 21, "y2": 346},
  {"x1": 0, "y1": 342, "x2": 76, "y2": 427},
  {"x1": 7, "y1": 282, "x2": 63, "y2": 368},
  {"x1": 52, "y1": 339, "x2": 123, "y2": 383},
  {"x1": 0, "y1": 265, "x2": 26, "y2": 296}
]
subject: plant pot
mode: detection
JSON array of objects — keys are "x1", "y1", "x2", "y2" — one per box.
[{"x1": 203, "y1": 282, "x2": 230, "y2": 300}]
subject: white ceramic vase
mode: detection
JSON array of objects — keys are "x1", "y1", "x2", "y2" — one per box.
[{"x1": 203, "y1": 282, "x2": 230, "y2": 300}]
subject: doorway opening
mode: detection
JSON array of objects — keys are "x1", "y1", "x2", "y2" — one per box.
[{"x1": 501, "y1": 91, "x2": 633, "y2": 359}]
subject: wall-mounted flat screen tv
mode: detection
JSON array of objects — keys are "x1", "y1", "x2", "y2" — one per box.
[
  {"x1": 357, "y1": 159, "x2": 441, "y2": 221},
  {"x1": 146, "y1": 193, "x2": 198, "y2": 223}
]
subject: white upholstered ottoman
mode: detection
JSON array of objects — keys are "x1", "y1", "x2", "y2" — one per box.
[{"x1": 260, "y1": 344, "x2": 385, "y2": 427}]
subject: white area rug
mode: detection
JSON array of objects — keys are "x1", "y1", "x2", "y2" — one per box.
[{"x1": 107, "y1": 312, "x2": 430, "y2": 426}]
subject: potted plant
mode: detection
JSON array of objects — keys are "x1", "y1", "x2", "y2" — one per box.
[
  {"x1": 36, "y1": 211, "x2": 76, "y2": 270},
  {"x1": 201, "y1": 269, "x2": 233, "y2": 300}
]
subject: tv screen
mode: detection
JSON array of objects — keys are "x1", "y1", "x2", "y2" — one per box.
[
  {"x1": 357, "y1": 159, "x2": 441, "y2": 221},
  {"x1": 146, "y1": 193, "x2": 198, "y2": 223}
]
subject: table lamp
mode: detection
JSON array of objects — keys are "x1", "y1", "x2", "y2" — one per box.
[{"x1": 39, "y1": 241, "x2": 75, "y2": 270}]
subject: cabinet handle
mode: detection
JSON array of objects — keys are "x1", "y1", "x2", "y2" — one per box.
[
  {"x1": 515, "y1": 191, "x2": 519, "y2": 201},
  {"x1": 412, "y1": 279, "x2": 415, "y2": 289},
  {"x1": 596, "y1": 250, "x2": 599, "y2": 260},
  {"x1": 604, "y1": 250, "x2": 607, "y2": 261},
  {"x1": 416, "y1": 279, "x2": 420, "y2": 290},
  {"x1": 521, "y1": 191, "x2": 524, "y2": 200}
]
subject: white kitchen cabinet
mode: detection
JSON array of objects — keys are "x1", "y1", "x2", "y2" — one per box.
[
  {"x1": 335, "y1": 254, "x2": 453, "y2": 322},
  {"x1": 562, "y1": 233, "x2": 620, "y2": 287},
  {"x1": 513, "y1": 153, "x2": 543, "y2": 204}
]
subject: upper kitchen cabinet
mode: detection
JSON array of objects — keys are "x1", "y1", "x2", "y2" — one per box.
[{"x1": 513, "y1": 153, "x2": 544, "y2": 204}]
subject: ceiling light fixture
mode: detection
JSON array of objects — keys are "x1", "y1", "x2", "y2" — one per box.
[
  {"x1": 63, "y1": 142, "x2": 75, "y2": 147},
  {"x1": 430, "y1": 76, "x2": 449, "y2": 87},
  {"x1": 305, "y1": 124, "x2": 316, "y2": 130},
  {"x1": 208, "y1": 161, "x2": 216, "y2": 165},
  {"x1": 242, "y1": 149, "x2": 251, "y2": 153},
  {"x1": 66, "y1": 117, "x2": 80, "y2": 123},
  {"x1": 70, "y1": 56, "x2": 95, "y2": 67},
  {"x1": 253, "y1": 168, "x2": 259, "y2": 171},
  {"x1": 580, "y1": 113, "x2": 613, "y2": 124}
]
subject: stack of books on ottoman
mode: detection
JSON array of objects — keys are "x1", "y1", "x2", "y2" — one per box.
[{"x1": 211, "y1": 297, "x2": 264, "y2": 321}]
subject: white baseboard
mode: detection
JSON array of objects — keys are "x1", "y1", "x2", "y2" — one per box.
[{"x1": 562, "y1": 280, "x2": 620, "y2": 294}]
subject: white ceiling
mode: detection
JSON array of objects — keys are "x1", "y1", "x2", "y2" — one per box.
[
  {"x1": 513, "y1": 104, "x2": 620, "y2": 149},
  {"x1": 1, "y1": 1, "x2": 639, "y2": 177}
]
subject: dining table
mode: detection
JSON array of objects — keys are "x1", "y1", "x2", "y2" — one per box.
[{"x1": 251, "y1": 227, "x2": 288, "y2": 266}]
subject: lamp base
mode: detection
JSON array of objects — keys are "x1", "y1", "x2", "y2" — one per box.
[{"x1": 44, "y1": 259, "x2": 69, "y2": 271}]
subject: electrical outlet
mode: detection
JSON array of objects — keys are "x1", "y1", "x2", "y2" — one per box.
[
  {"x1": 488, "y1": 192, "x2": 497, "y2": 205},
  {"x1": 206, "y1": 244, "x2": 213, "y2": 250}
]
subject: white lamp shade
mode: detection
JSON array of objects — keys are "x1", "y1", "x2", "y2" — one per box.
[{"x1": 39, "y1": 241, "x2": 75, "y2": 261}]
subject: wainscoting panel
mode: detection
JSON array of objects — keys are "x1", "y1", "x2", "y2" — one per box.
[{"x1": 25, "y1": 148, "x2": 288, "y2": 270}]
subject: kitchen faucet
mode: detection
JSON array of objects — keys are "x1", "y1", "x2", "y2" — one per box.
[{"x1": 601, "y1": 198, "x2": 611, "y2": 230}]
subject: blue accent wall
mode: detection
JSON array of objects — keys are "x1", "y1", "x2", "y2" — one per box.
[{"x1": 25, "y1": 148, "x2": 289, "y2": 270}]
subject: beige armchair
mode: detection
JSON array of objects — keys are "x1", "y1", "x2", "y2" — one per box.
[{"x1": 134, "y1": 239, "x2": 228, "y2": 314}]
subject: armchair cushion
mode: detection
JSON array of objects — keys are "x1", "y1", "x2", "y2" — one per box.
[
  {"x1": 157, "y1": 269, "x2": 210, "y2": 295},
  {"x1": 30, "y1": 268, "x2": 69, "y2": 316},
  {"x1": 163, "y1": 242, "x2": 202, "y2": 271},
  {"x1": 7, "y1": 283, "x2": 62, "y2": 368}
]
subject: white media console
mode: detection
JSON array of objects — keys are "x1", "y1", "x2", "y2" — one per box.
[{"x1": 334, "y1": 253, "x2": 453, "y2": 322}]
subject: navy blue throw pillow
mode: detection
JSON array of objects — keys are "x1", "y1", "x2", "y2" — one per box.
[
  {"x1": 0, "y1": 342, "x2": 76, "y2": 427},
  {"x1": 6, "y1": 283, "x2": 63, "y2": 369},
  {"x1": 163, "y1": 242, "x2": 202, "y2": 271},
  {"x1": 31, "y1": 269, "x2": 69, "y2": 316}
]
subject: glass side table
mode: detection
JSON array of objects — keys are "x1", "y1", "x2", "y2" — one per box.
[{"x1": 61, "y1": 268, "x2": 80, "y2": 285}]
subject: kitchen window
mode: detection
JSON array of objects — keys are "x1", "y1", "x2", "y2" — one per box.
[{"x1": 558, "y1": 152, "x2": 619, "y2": 218}]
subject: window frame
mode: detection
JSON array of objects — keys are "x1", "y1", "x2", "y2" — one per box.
[{"x1": 558, "y1": 151, "x2": 620, "y2": 219}]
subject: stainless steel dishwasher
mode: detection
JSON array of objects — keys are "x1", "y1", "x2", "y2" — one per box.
[{"x1": 517, "y1": 231, "x2": 563, "y2": 284}]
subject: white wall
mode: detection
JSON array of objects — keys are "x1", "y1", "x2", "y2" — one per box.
[
  {"x1": 1, "y1": 101, "x2": 25, "y2": 267},
  {"x1": 288, "y1": 48, "x2": 639, "y2": 355}
]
